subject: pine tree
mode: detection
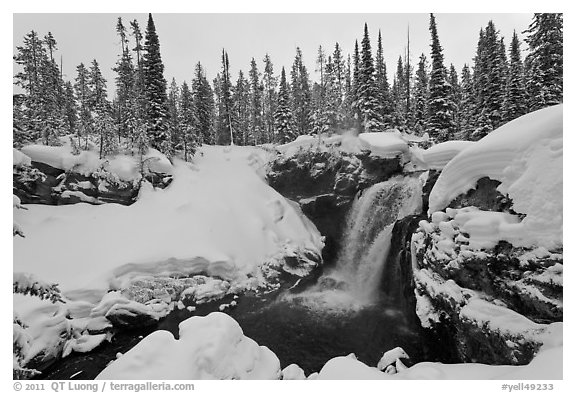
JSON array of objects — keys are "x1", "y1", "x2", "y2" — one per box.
[
  {"x1": 448, "y1": 64, "x2": 461, "y2": 134},
  {"x1": 503, "y1": 31, "x2": 527, "y2": 122},
  {"x1": 524, "y1": 13, "x2": 563, "y2": 111},
  {"x1": 142, "y1": 13, "x2": 170, "y2": 155},
  {"x1": 262, "y1": 54, "x2": 277, "y2": 143},
  {"x1": 14, "y1": 31, "x2": 69, "y2": 145},
  {"x1": 166, "y1": 78, "x2": 180, "y2": 156},
  {"x1": 274, "y1": 67, "x2": 295, "y2": 144},
  {"x1": 290, "y1": 47, "x2": 312, "y2": 136},
  {"x1": 233, "y1": 70, "x2": 250, "y2": 145},
  {"x1": 412, "y1": 54, "x2": 429, "y2": 135},
  {"x1": 351, "y1": 40, "x2": 361, "y2": 129},
  {"x1": 340, "y1": 55, "x2": 355, "y2": 128},
  {"x1": 191, "y1": 62, "x2": 215, "y2": 145},
  {"x1": 483, "y1": 21, "x2": 507, "y2": 129},
  {"x1": 88, "y1": 59, "x2": 108, "y2": 111},
  {"x1": 215, "y1": 50, "x2": 234, "y2": 145},
  {"x1": 470, "y1": 21, "x2": 508, "y2": 139},
  {"x1": 316, "y1": 45, "x2": 326, "y2": 90},
  {"x1": 63, "y1": 81, "x2": 77, "y2": 135},
  {"x1": 332, "y1": 43, "x2": 345, "y2": 103},
  {"x1": 427, "y1": 13, "x2": 455, "y2": 141},
  {"x1": 94, "y1": 110, "x2": 117, "y2": 158},
  {"x1": 179, "y1": 81, "x2": 197, "y2": 160},
  {"x1": 458, "y1": 64, "x2": 476, "y2": 139},
  {"x1": 357, "y1": 24, "x2": 383, "y2": 132},
  {"x1": 74, "y1": 63, "x2": 93, "y2": 148},
  {"x1": 248, "y1": 58, "x2": 264, "y2": 144},
  {"x1": 113, "y1": 17, "x2": 135, "y2": 144},
  {"x1": 392, "y1": 56, "x2": 408, "y2": 129},
  {"x1": 375, "y1": 30, "x2": 393, "y2": 128}
]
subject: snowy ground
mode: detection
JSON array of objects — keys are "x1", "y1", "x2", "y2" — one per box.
[
  {"x1": 428, "y1": 105, "x2": 562, "y2": 249},
  {"x1": 96, "y1": 311, "x2": 562, "y2": 380},
  {"x1": 13, "y1": 144, "x2": 323, "y2": 369}
]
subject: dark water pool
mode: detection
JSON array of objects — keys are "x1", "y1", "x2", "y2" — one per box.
[{"x1": 40, "y1": 289, "x2": 434, "y2": 379}]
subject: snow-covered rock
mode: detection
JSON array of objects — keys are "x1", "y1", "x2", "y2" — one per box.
[
  {"x1": 429, "y1": 105, "x2": 562, "y2": 249},
  {"x1": 317, "y1": 340, "x2": 562, "y2": 380},
  {"x1": 13, "y1": 148, "x2": 32, "y2": 167},
  {"x1": 281, "y1": 363, "x2": 306, "y2": 380},
  {"x1": 377, "y1": 347, "x2": 410, "y2": 371},
  {"x1": 14, "y1": 147, "x2": 323, "y2": 297},
  {"x1": 358, "y1": 131, "x2": 409, "y2": 158},
  {"x1": 412, "y1": 140, "x2": 475, "y2": 170},
  {"x1": 96, "y1": 312, "x2": 281, "y2": 380}
]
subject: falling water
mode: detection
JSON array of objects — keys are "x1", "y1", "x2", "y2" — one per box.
[
  {"x1": 286, "y1": 175, "x2": 423, "y2": 310},
  {"x1": 331, "y1": 176, "x2": 423, "y2": 303}
]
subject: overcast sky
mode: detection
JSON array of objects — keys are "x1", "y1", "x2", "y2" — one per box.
[{"x1": 13, "y1": 13, "x2": 533, "y2": 97}]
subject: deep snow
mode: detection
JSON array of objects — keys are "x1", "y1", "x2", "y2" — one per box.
[{"x1": 428, "y1": 105, "x2": 563, "y2": 249}]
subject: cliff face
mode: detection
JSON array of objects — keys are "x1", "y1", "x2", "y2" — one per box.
[
  {"x1": 267, "y1": 148, "x2": 403, "y2": 263},
  {"x1": 13, "y1": 160, "x2": 171, "y2": 206},
  {"x1": 411, "y1": 178, "x2": 562, "y2": 365},
  {"x1": 268, "y1": 143, "x2": 562, "y2": 367}
]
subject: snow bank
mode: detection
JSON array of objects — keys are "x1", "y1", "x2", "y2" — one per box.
[
  {"x1": 428, "y1": 105, "x2": 562, "y2": 249},
  {"x1": 276, "y1": 131, "x2": 409, "y2": 159},
  {"x1": 358, "y1": 131, "x2": 409, "y2": 158},
  {"x1": 413, "y1": 140, "x2": 475, "y2": 170},
  {"x1": 13, "y1": 294, "x2": 70, "y2": 364},
  {"x1": 14, "y1": 146, "x2": 323, "y2": 296},
  {"x1": 318, "y1": 337, "x2": 562, "y2": 380},
  {"x1": 96, "y1": 312, "x2": 281, "y2": 380},
  {"x1": 13, "y1": 148, "x2": 32, "y2": 166},
  {"x1": 19, "y1": 139, "x2": 173, "y2": 181}
]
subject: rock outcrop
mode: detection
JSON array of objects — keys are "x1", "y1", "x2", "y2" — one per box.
[
  {"x1": 267, "y1": 147, "x2": 403, "y2": 263},
  {"x1": 13, "y1": 160, "x2": 171, "y2": 206},
  {"x1": 411, "y1": 177, "x2": 562, "y2": 365}
]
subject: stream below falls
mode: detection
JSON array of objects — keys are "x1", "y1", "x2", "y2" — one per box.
[{"x1": 40, "y1": 288, "x2": 436, "y2": 379}]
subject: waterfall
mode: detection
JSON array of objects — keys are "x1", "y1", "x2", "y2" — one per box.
[
  {"x1": 329, "y1": 176, "x2": 423, "y2": 303},
  {"x1": 285, "y1": 175, "x2": 423, "y2": 310}
]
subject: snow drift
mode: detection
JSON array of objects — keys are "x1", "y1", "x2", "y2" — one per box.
[
  {"x1": 428, "y1": 105, "x2": 562, "y2": 249},
  {"x1": 96, "y1": 312, "x2": 281, "y2": 380},
  {"x1": 13, "y1": 146, "x2": 323, "y2": 297}
]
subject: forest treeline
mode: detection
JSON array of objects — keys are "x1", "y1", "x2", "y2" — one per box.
[{"x1": 13, "y1": 13, "x2": 563, "y2": 160}]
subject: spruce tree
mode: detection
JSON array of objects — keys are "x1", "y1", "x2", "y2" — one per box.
[
  {"x1": 113, "y1": 17, "x2": 135, "y2": 144},
  {"x1": 88, "y1": 59, "x2": 108, "y2": 110},
  {"x1": 458, "y1": 64, "x2": 476, "y2": 139},
  {"x1": 233, "y1": 70, "x2": 250, "y2": 145},
  {"x1": 262, "y1": 54, "x2": 277, "y2": 142},
  {"x1": 357, "y1": 24, "x2": 383, "y2": 132},
  {"x1": 63, "y1": 81, "x2": 77, "y2": 135},
  {"x1": 274, "y1": 67, "x2": 295, "y2": 144},
  {"x1": 351, "y1": 40, "x2": 361, "y2": 129},
  {"x1": 74, "y1": 63, "x2": 93, "y2": 148},
  {"x1": 392, "y1": 56, "x2": 407, "y2": 129},
  {"x1": 375, "y1": 30, "x2": 393, "y2": 128},
  {"x1": 427, "y1": 13, "x2": 455, "y2": 141},
  {"x1": 191, "y1": 62, "x2": 215, "y2": 145},
  {"x1": 412, "y1": 54, "x2": 429, "y2": 135},
  {"x1": 448, "y1": 64, "x2": 461, "y2": 135},
  {"x1": 216, "y1": 50, "x2": 234, "y2": 145},
  {"x1": 332, "y1": 43, "x2": 345, "y2": 103},
  {"x1": 524, "y1": 13, "x2": 563, "y2": 111},
  {"x1": 503, "y1": 31, "x2": 527, "y2": 122},
  {"x1": 142, "y1": 13, "x2": 170, "y2": 154},
  {"x1": 166, "y1": 78, "x2": 180, "y2": 156},
  {"x1": 342, "y1": 54, "x2": 355, "y2": 129},
  {"x1": 179, "y1": 81, "x2": 197, "y2": 160},
  {"x1": 290, "y1": 47, "x2": 312, "y2": 136},
  {"x1": 248, "y1": 58, "x2": 264, "y2": 144}
]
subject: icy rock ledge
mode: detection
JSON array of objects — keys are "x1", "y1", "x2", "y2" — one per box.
[{"x1": 411, "y1": 210, "x2": 562, "y2": 365}]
